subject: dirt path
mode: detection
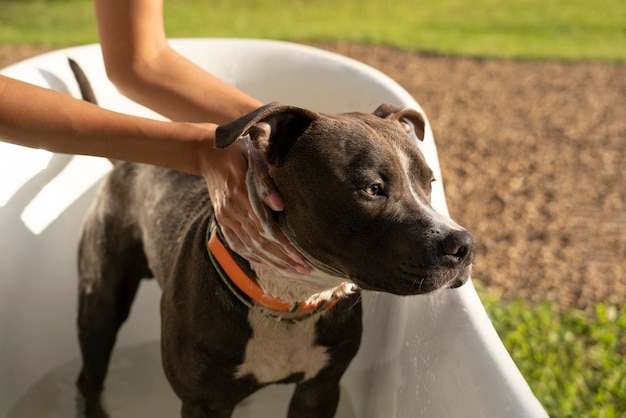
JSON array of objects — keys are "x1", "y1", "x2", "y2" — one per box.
[{"x1": 2, "y1": 43, "x2": 625, "y2": 310}]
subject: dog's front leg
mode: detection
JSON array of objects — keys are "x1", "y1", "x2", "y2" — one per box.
[{"x1": 288, "y1": 378, "x2": 341, "y2": 418}]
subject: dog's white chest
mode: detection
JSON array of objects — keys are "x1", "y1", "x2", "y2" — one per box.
[{"x1": 235, "y1": 311, "x2": 328, "y2": 384}]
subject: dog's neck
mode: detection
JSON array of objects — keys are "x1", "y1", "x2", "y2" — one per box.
[
  {"x1": 252, "y1": 264, "x2": 356, "y2": 310},
  {"x1": 207, "y1": 225, "x2": 356, "y2": 322}
]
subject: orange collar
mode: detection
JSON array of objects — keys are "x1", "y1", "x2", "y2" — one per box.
[{"x1": 206, "y1": 223, "x2": 339, "y2": 323}]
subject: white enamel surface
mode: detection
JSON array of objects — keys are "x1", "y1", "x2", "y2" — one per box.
[{"x1": 0, "y1": 39, "x2": 546, "y2": 417}]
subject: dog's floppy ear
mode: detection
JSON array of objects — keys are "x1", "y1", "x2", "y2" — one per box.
[
  {"x1": 215, "y1": 102, "x2": 320, "y2": 165},
  {"x1": 374, "y1": 103, "x2": 426, "y2": 141}
]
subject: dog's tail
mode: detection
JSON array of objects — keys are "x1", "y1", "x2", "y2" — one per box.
[
  {"x1": 68, "y1": 58, "x2": 98, "y2": 105},
  {"x1": 68, "y1": 58, "x2": 121, "y2": 166}
]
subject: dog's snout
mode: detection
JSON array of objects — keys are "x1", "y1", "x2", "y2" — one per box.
[{"x1": 441, "y1": 230, "x2": 475, "y2": 263}]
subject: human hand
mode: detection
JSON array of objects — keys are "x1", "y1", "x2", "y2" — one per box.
[{"x1": 203, "y1": 135, "x2": 311, "y2": 274}]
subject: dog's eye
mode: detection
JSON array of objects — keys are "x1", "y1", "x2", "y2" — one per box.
[{"x1": 364, "y1": 183, "x2": 384, "y2": 196}]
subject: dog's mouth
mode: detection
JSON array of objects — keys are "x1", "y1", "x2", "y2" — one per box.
[
  {"x1": 434, "y1": 259, "x2": 473, "y2": 292},
  {"x1": 446, "y1": 263, "x2": 472, "y2": 289},
  {"x1": 301, "y1": 253, "x2": 473, "y2": 295},
  {"x1": 348, "y1": 259, "x2": 473, "y2": 296},
  {"x1": 448, "y1": 278, "x2": 465, "y2": 289}
]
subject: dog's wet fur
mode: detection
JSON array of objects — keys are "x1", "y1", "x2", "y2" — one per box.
[{"x1": 70, "y1": 59, "x2": 475, "y2": 417}]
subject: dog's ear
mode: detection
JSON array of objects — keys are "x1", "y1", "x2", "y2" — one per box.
[
  {"x1": 374, "y1": 103, "x2": 426, "y2": 141},
  {"x1": 215, "y1": 102, "x2": 320, "y2": 165}
]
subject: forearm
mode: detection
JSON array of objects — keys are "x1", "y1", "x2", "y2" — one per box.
[
  {"x1": 95, "y1": 0, "x2": 262, "y2": 124},
  {"x1": 0, "y1": 75, "x2": 215, "y2": 176},
  {"x1": 107, "y1": 46, "x2": 262, "y2": 123}
]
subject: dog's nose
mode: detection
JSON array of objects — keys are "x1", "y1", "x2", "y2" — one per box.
[{"x1": 441, "y1": 230, "x2": 475, "y2": 264}]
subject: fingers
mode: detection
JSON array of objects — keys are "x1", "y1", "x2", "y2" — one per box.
[
  {"x1": 204, "y1": 139, "x2": 310, "y2": 274},
  {"x1": 220, "y1": 218, "x2": 310, "y2": 274},
  {"x1": 216, "y1": 205, "x2": 311, "y2": 274},
  {"x1": 244, "y1": 140, "x2": 310, "y2": 272},
  {"x1": 245, "y1": 140, "x2": 284, "y2": 211}
]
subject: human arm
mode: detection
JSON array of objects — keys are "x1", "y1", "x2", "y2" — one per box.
[
  {"x1": 0, "y1": 74, "x2": 212, "y2": 175},
  {"x1": 94, "y1": 0, "x2": 261, "y2": 124},
  {"x1": 93, "y1": 0, "x2": 310, "y2": 273},
  {"x1": 0, "y1": 74, "x2": 308, "y2": 272}
]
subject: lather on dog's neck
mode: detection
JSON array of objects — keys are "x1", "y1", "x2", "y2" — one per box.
[
  {"x1": 208, "y1": 224, "x2": 356, "y2": 321},
  {"x1": 253, "y1": 261, "x2": 356, "y2": 309}
]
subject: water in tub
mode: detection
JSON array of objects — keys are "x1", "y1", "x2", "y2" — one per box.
[{"x1": 5, "y1": 340, "x2": 357, "y2": 418}]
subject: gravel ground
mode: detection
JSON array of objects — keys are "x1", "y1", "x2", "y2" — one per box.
[{"x1": 2, "y1": 43, "x2": 625, "y2": 311}]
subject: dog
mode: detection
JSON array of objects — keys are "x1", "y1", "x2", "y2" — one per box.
[{"x1": 70, "y1": 60, "x2": 475, "y2": 417}]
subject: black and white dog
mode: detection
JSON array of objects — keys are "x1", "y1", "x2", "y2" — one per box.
[{"x1": 71, "y1": 60, "x2": 475, "y2": 417}]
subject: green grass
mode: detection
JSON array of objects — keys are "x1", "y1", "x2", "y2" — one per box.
[
  {"x1": 0, "y1": 0, "x2": 625, "y2": 62},
  {"x1": 482, "y1": 293, "x2": 626, "y2": 417}
]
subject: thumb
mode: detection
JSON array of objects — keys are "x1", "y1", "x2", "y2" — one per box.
[{"x1": 264, "y1": 188, "x2": 285, "y2": 212}]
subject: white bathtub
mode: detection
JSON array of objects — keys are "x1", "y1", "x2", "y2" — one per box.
[{"x1": 0, "y1": 39, "x2": 547, "y2": 418}]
